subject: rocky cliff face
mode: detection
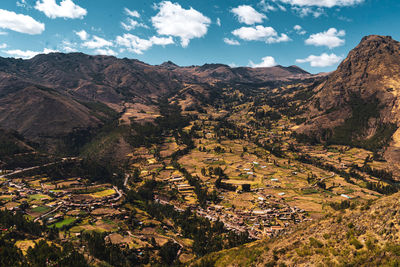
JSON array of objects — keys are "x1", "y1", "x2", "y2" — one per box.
[{"x1": 297, "y1": 35, "x2": 400, "y2": 169}]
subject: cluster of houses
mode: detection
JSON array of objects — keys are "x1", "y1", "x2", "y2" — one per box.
[
  {"x1": 166, "y1": 173, "x2": 195, "y2": 196},
  {"x1": 1, "y1": 177, "x2": 124, "y2": 225},
  {"x1": 196, "y1": 200, "x2": 307, "y2": 239},
  {"x1": 154, "y1": 187, "x2": 308, "y2": 240}
]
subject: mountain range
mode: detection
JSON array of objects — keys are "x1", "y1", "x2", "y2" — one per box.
[
  {"x1": 0, "y1": 52, "x2": 316, "y2": 151},
  {"x1": 2, "y1": 35, "x2": 400, "y2": 167}
]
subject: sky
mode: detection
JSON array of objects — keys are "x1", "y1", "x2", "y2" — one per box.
[{"x1": 0, "y1": 0, "x2": 399, "y2": 73}]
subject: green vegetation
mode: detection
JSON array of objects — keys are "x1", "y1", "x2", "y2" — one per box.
[
  {"x1": 328, "y1": 95, "x2": 398, "y2": 151},
  {"x1": 52, "y1": 217, "x2": 76, "y2": 228}
]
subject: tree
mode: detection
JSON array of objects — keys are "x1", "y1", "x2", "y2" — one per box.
[
  {"x1": 159, "y1": 241, "x2": 180, "y2": 265},
  {"x1": 242, "y1": 184, "x2": 251, "y2": 192}
]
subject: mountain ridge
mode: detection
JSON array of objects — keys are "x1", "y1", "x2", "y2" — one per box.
[{"x1": 296, "y1": 35, "x2": 400, "y2": 173}]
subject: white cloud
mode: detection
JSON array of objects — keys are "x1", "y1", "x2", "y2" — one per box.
[
  {"x1": 63, "y1": 46, "x2": 76, "y2": 53},
  {"x1": 278, "y1": 0, "x2": 363, "y2": 7},
  {"x1": 292, "y1": 6, "x2": 324, "y2": 17},
  {"x1": 150, "y1": 36, "x2": 175, "y2": 46},
  {"x1": 231, "y1": 5, "x2": 267, "y2": 25},
  {"x1": 232, "y1": 25, "x2": 291, "y2": 44},
  {"x1": 121, "y1": 19, "x2": 138, "y2": 31},
  {"x1": 0, "y1": 43, "x2": 7, "y2": 49},
  {"x1": 305, "y1": 28, "x2": 345, "y2": 49},
  {"x1": 151, "y1": 1, "x2": 211, "y2": 47},
  {"x1": 232, "y1": 25, "x2": 276, "y2": 41},
  {"x1": 61, "y1": 40, "x2": 77, "y2": 52},
  {"x1": 35, "y1": 0, "x2": 87, "y2": 19},
  {"x1": 4, "y1": 48, "x2": 58, "y2": 59},
  {"x1": 216, "y1": 18, "x2": 221, "y2": 27},
  {"x1": 0, "y1": 9, "x2": 44, "y2": 35},
  {"x1": 75, "y1": 30, "x2": 88, "y2": 40},
  {"x1": 95, "y1": 48, "x2": 117, "y2": 56},
  {"x1": 16, "y1": 0, "x2": 28, "y2": 8},
  {"x1": 266, "y1": 33, "x2": 290, "y2": 44},
  {"x1": 116, "y1": 33, "x2": 174, "y2": 54},
  {"x1": 259, "y1": 0, "x2": 277, "y2": 12},
  {"x1": 82, "y1": 36, "x2": 113, "y2": 49},
  {"x1": 249, "y1": 56, "x2": 277, "y2": 68},
  {"x1": 124, "y1": 8, "x2": 140, "y2": 18},
  {"x1": 224, "y1": 38, "x2": 240, "y2": 45},
  {"x1": 121, "y1": 18, "x2": 147, "y2": 31},
  {"x1": 294, "y1": 24, "x2": 306, "y2": 35},
  {"x1": 296, "y1": 53, "x2": 342, "y2": 67}
]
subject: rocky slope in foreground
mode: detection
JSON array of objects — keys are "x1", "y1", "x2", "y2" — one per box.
[{"x1": 195, "y1": 192, "x2": 400, "y2": 266}]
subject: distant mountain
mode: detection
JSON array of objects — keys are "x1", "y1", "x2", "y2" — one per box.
[
  {"x1": 0, "y1": 52, "x2": 312, "y2": 151},
  {"x1": 297, "y1": 35, "x2": 400, "y2": 169},
  {"x1": 171, "y1": 63, "x2": 311, "y2": 84}
]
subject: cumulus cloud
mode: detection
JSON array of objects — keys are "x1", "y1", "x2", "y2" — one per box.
[
  {"x1": 224, "y1": 38, "x2": 240, "y2": 45},
  {"x1": 121, "y1": 18, "x2": 147, "y2": 31},
  {"x1": 231, "y1": 5, "x2": 267, "y2": 25},
  {"x1": 278, "y1": 0, "x2": 363, "y2": 7},
  {"x1": 305, "y1": 28, "x2": 345, "y2": 49},
  {"x1": 124, "y1": 8, "x2": 140, "y2": 18},
  {"x1": 259, "y1": 0, "x2": 277, "y2": 12},
  {"x1": 249, "y1": 56, "x2": 277, "y2": 68},
  {"x1": 292, "y1": 6, "x2": 324, "y2": 17},
  {"x1": 216, "y1": 18, "x2": 221, "y2": 27},
  {"x1": 267, "y1": 33, "x2": 290, "y2": 43},
  {"x1": 75, "y1": 30, "x2": 88, "y2": 40},
  {"x1": 95, "y1": 48, "x2": 117, "y2": 56},
  {"x1": 121, "y1": 19, "x2": 138, "y2": 31},
  {"x1": 232, "y1": 25, "x2": 291, "y2": 44},
  {"x1": 294, "y1": 25, "x2": 306, "y2": 35},
  {"x1": 0, "y1": 43, "x2": 7, "y2": 49},
  {"x1": 116, "y1": 33, "x2": 174, "y2": 54},
  {"x1": 61, "y1": 40, "x2": 77, "y2": 52},
  {"x1": 82, "y1": 36, "x2": 113, "y2": 49},
  {"x1": 35, "y1": 0, "x2": 87, "y2": 19},
  {"x1": 151, "y1": 1, "x2": 211, "y2": 47},
  {"x1": 296, "y1": 53, "x2": 342, "y2": 67},
  {"x1": 4, "y1": 48, "x2": 58, "y2": 59},
  {"x1": 0, "y1": 9, "x2": 44, "y2": 35}
]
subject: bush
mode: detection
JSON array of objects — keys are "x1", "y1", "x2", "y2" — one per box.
[
  {"x1": 349, "y1": 237, "x2": 363, "y2": 250},
  {"x1": 309, "y1": 237, "x2": 324, "y2": 248}
]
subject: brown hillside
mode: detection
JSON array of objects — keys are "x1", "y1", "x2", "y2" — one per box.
[{"x1": 297, "y1": 35, "x2": 400, "y2": 173}]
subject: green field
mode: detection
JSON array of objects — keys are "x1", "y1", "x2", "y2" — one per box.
[
  {"x1": 31, "y1": 206, "x2": 50, "y2": 213},
  {"x1": 90, "y1": 189, "x2": 116, "y2": 198},
  {"x1": 52, "y1": 217, "x2": 76, "y2": 228},
  {"x1": 29, "y1": 194, "x2": 50, "y2": 200}
]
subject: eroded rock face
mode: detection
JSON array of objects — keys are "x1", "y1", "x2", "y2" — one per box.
[{"x1": 297, "y1": 35, "x2": 400, "y2": 173}]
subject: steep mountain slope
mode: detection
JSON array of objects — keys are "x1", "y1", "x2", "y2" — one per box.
[
  {"x1": 297, "y1": 35, "x2": 400, "y2": 170},
  {"x1": 195, "y1": 193, "x2": 400, "y2": 266}
]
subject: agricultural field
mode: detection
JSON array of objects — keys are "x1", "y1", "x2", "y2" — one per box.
[{"x1": 0, "y1": 82, "x2": 399, "y2": 266}]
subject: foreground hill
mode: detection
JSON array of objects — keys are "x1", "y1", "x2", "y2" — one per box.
[{"x1": 195, "y1": 192, "x2": 400, "y2": 266}]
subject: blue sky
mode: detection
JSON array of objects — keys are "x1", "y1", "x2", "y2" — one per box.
[{"x1": 0, "y1": 0, "x2": 399, "y2": 73}]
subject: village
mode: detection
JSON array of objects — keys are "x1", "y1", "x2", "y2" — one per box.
[{"x1": 0, "y1": 89, "x2": 392, "y2": 262}]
